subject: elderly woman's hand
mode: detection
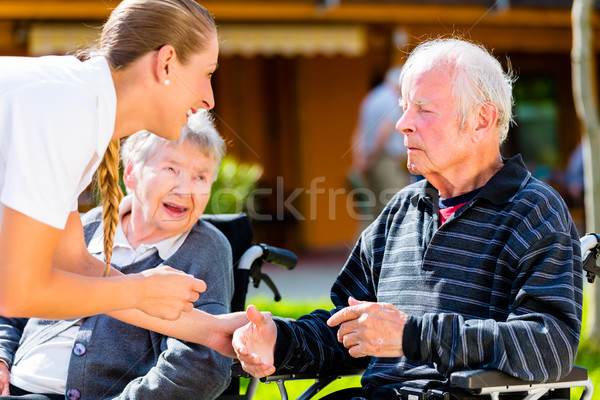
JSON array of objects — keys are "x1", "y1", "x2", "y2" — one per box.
[{"x1": 0, "y1": 361, "x2": 10, "y2": 395}]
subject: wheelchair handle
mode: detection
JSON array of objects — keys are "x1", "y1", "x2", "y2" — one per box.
[
  {"x1": 581, "y1": 233, "x2": 600, "y2": 283},
  {"x1": 258, "y1": 244, "x2": 297, "y2": 270},
  {"x1": 581, "y1": 233, "x2": 600, "y2": 257}
]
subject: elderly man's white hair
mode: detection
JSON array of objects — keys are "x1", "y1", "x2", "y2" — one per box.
[
  {"x1": 400, "y1": 38, "x2": 515, "y2": 144},
  {"x1": 121, "y1": 109, "x2": 225, "y2": 182}
]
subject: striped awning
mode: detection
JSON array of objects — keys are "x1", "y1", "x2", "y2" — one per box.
[
  {"x1": 28, "y1": 23, "x2": 100, "y2": 56},
  {"x1": 218, "y1": 25, "x2": 366, "y2": 57},
  {"x1": 28, "y1": 23, "x2": 366, "y2": 58}
]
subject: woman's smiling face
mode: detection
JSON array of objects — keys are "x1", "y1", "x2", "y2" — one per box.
[{"x1": 126, "y1": 140, "x2": 215, "y2": 238}]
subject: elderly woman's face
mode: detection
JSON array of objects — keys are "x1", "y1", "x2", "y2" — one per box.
[{"x1": 130, "y1": 141, "x2": 215, "y2": 237}]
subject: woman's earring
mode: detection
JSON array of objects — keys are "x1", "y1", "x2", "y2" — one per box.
[{"x1": 164, "y1": 79, "x2": 171, "y2": 86}]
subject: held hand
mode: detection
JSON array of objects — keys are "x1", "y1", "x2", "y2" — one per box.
[
  {"x1": 203, "y1": 312, "x2": 250, "y2": 358},
  {"x1": 135, "y1": 265, "x2": 207, "y2": 320},
  {"x1": 0, "y1": 361, "x2": 10, "y2": 395},
  {"x1": 327, "y1": 297, "x2": 407, "y2": 358},
  {"x1": 232, "y1": 305, "x2": 277, "y2": 378}
]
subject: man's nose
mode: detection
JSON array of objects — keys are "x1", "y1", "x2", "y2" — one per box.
[{"x1": 396, "y1": 111, "x2": 413, "y2": 136}]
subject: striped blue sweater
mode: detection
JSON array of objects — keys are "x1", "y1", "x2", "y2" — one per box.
[{"x1": 273, "y1": 155, "x2": 583, "y2": 397}]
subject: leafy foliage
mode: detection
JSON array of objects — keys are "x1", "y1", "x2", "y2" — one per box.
[{"x1": 205, "y1": 156, "x2": 263, "y2": 215}]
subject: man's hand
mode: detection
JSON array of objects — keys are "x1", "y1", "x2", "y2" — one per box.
[
  {"x1": 232, "y1": 305, "x2": 277, "y2": 378},
  {"x1": 135, "y1": 265, "x2": 207, "y2": 320},
  {"x1": 0, "y1": 361, "x2": 10, "y2": 395},
  {"x1": 327, "y1": 297, "x2": 408, "y2": 358}
]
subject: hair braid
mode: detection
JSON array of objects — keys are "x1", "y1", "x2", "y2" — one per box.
[{"x1": 97, "y1": 140, "x2": 123, "y2": 277}]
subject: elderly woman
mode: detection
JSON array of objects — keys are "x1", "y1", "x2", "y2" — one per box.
[{"x1": 0, "y1": 110, "x2": 233, "y2": 400}]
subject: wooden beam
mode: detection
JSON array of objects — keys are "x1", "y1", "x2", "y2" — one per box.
[
  {"x1": 406, "y1": 25, "x2": 578, "y2": 53},
  {"x1": 0, "y1": 0, "x2": 592, "y2": 30},
  {"x1": 206, "y1": 2, "x2": 581, "y2": 28},
  {"x1": 0, "y1": 1, "x2": 119, "y2": 19}
]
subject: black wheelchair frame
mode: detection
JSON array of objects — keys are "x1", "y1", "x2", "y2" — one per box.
[
  {"x1": 200, "y1": 213, "x2": 298, "y2": 399},
  {"x1": 207, "y1": 213, "x2": 596, "y2": 400}
]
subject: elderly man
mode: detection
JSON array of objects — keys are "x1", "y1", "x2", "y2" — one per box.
[
  {"x1": 233, "y1": 38, "x2": 583, "y2": 400},
  {"x1": 0, "y1": 110, "x2": 232, "y2": 400}
]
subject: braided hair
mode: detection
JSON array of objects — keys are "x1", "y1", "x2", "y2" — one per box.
[{"x1": 97, "y1": 140, "x2": 123, "y2": 276}]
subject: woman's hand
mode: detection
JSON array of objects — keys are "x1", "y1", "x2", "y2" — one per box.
[
  {"x1": 134, "y1": 265, "x2": 207, "y2": 320},
  {"x1": 198, "y1": 312, "x2": 250, "y2": 357},
  {"x1": 0, "y1": 361, "x2": 10, "y2": 395}
]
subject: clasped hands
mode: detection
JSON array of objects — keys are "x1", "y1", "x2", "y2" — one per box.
[{"x1": 232, "y1": 297, "x2": 408, "y2": 378}]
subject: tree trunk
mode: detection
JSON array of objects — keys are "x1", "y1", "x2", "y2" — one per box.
[{"x1": 571, "y1": 0, "x2": 600, "y2": 343}]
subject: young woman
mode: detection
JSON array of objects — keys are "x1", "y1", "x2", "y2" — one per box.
[{"x1": 0, "y1": 0, "x2": 245, "y2": 355}]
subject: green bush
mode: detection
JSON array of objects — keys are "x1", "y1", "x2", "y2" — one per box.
[{"x1": 205, "y1": 156, "x2": 263, "y2": 215}]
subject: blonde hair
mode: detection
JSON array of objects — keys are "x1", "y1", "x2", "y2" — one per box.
[
  {"x1": 95, "y1": 0, "x2": 216, "y2": 272},
  {"x1": 97, "y1": 141, "x2": 123, "y2": 275}
]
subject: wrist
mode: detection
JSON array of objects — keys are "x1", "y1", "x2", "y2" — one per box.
[{"x1": 127, "y1": 272, "x2": 147, "y2": 310}]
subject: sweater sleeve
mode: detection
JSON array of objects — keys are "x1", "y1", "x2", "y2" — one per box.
[
  {"x1": 0, "y1": 316, "x2": 27, "y2": 368},
  {"x1": 403, "y1": 231, "x2": 583, "y2": 383}
]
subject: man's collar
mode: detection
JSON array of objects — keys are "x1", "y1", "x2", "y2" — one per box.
[
  {"x1": 411, "y1": 154, "x2": 531, "y2": 207},
  {"x1": 477, "y1": 154, "x2": 531, "y2": 205}
]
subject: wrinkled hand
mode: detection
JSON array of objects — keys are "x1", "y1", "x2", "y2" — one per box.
[
  {"x1": 135, "y1": 265, "x2": 207, "y2": 320},
  {"x1": 232, "y1": 305, "x2": 277, "y2": 378},
  {"x1": 0, "y1": 361, "x2": 10, "y2": 395},
  {"x1": 327, "y1": 297, "x2": 407, "y2": 358}
]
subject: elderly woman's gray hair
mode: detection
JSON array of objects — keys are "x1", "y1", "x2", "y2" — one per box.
[
  {"x1": 121, "y1": 109, "x2": 225, "y2": 182},
  {"x1": 400, "y1": 38, "x2": 515, "y2": 144}
]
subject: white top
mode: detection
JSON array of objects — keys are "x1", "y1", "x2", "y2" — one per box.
[
  {"x1": 10, "y1": 196, "x2": 189, "y2": 394},
  {"x1": 0, "y1": 55, "x2": 116, "y2": 229}
]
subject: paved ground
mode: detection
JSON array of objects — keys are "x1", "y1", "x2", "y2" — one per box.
[{"x1": 246, "y1": 249, "x2": 349, "y2": 302}]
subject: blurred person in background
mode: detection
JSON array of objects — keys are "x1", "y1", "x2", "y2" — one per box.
[{"x1": 350, "y1": 66, "x2": 410, "y2": 220}]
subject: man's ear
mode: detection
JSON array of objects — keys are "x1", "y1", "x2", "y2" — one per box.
[
  {"x1": 154, "y1": 44, "x2": 177, "y2": 83},
  {"x1": 122, "y1": 159, "x2": 136, "y2": 190},
  {"x1": 473, "y1": 102, "x2": 499, "y2": 142}
]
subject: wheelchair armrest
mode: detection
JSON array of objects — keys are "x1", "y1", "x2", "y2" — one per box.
[
  {"x1": 230, "y1": 362, "x2": 252, "y2": 379},
  {"x1": 450, "y1": 366, "x2": 588, "y2": 390},
  {"x1": 260, "y1": 368, "x2": 365, "y2": 383}
]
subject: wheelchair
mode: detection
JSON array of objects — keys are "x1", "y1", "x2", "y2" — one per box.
[
  {"x1": 199, "y1": 213, "x2": 298, "y2": 399},
  {"x1": 207, "y1": 212, "x2": 596, "y2": 400}
]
